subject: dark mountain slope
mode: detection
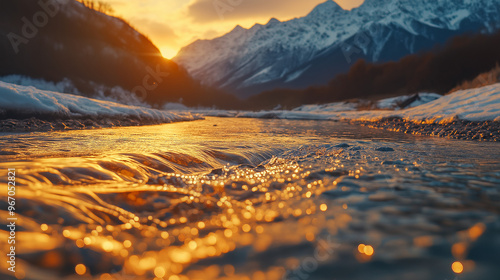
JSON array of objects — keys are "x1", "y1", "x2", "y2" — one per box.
[
  {"x1": 247, "y1": 30, "x2": 500, "y2": 109},
  {"x1": 0, "y1": 0, "x2": 240, "y2": 108}
]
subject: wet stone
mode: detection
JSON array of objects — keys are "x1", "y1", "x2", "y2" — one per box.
[{"x1": 376, "y1": 147, "x2": 395, "y2": 152}]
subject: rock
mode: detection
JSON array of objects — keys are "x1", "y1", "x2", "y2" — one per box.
[
  {"x1": 376, "y1": 147, "x2": 395, "y2": 152},
  {"x1": 335, "y1": 143, "x2": 350, "y2": 148}
]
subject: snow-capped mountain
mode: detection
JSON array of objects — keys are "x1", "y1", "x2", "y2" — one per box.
[{"x1": 173, "y1": 0, "x2": 500, "y2": 97}]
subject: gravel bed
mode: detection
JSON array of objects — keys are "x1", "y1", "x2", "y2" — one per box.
[
  {"x1": 352, "y1": 117, "x2": 500, "y2": 141},
  {"x1": 0, "y1": 117, "x2": 184, "y2": 133}
]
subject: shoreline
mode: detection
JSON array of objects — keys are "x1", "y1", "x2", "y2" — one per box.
[
  {"x1": 0, "y1": 116, "x2": 203, "y2": 133},
  {"x1": 1, "y1": 116, "x2": 499, "y2": 142},
  {"x1": 351, "y1": 118, "x2": 500, "y2": 141}
]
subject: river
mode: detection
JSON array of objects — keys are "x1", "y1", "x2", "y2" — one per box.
[{"x1": 1, "y1": 117, "x2": 499, "y2": 280}]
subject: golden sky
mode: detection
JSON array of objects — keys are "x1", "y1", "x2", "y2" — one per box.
[{"x1": 107, "y1": 0, "x2": 364, "y2": 59}]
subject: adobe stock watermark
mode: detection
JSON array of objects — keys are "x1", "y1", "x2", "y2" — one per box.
[
  {"x1": 132, "y1": 64, "x2": 171, "y2": 102},
  {"x1": 282, "y1": 235, "x2": 340, "y2": 280},
  {"x1": 6, "y1": 168, "x2": 17, "y2": 273},
  {"x1": 7, "y1": 0, "x2": 70, "y2": 54},
  {"x1": 213, "y1": 0, "x2": 244, "y2": 20}
]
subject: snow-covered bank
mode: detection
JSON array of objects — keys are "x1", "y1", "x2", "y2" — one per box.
[
  {"x1": 224, "y1": 84, "x2": 500, "y2": 123},
  {"x1": 346, "y1": 84, "x2": 500, "y2": 123},
  {"x1": 192, "y1": 84, "x2": 500, "y2": 141},
  {"x1": 292, "y1": 93, "x2": 442, "y2": 112},
  {"x1": 0, "y1": 81, "x2": 201, "y2": 127},
  {"x1": 186, "y1": 93, "x2": 443, "y2": 119}
]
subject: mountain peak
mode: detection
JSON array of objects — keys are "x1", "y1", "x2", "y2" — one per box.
[
  {"x1": 359, "y1": 0, "x2": 401, "y2": 8},
  {"x1": 228, "y1": 24, "x2": 246, "y2": 35},
  {"x1": 308, "y1": 0, "x2": 345, "y2": 17},
  {"x1": 361, "y1": 0, "x2": 397, "y2": 5},
  {"x1": 267, "y1": 18, "x2": 281, "y2": 25}
]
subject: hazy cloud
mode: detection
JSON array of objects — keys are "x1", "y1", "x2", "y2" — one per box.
[
  {"x1": 131, "y1": 17, "x2": 179, "y2": 46},
  {"x1": 187, "y1": 0, "x2": 363, "y2": 23}
]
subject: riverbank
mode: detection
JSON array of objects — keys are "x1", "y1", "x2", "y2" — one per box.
[
  {"x1": 353, "y1": 118, "x2": 500, "y2": 141},
  {"x1": 2, "y1": 81, "x2": 499, "y2": 141},
  {"x1": 0, "y1": 116, "x2": 202, "y2": 133},
  {"x1": 2, "y1": 116, "x2": 498, "y2": 143},
  {"x1": 0, "y1": 81, "x2": 202, "y2": 132}
]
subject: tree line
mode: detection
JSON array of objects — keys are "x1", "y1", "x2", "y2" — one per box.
[{"x1": 77, "y1": 0, "x2": 114, "y2": 14}]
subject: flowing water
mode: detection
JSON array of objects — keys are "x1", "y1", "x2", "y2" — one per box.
[{"x1": 1, "y1": 117, "x2": 499, "y2": 280}]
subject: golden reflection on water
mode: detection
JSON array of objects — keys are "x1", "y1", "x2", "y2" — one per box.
[
  {"x1": 0, "y1": 161, "x2": 492, "y2": 280},
  {"x1": 452, "y1": 261, "x2": 464, "y2": 274},
  {"x1": 1, "y1": 118, "x2": 499, "y2": 279},
  {"x1": 1, "y1": 150, "x2": 355, "y2": 279}
]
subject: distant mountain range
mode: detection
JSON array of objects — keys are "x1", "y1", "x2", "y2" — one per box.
[
  {"x1": 0, "y1": 0, "x2": 237, "y2": 108},
  {"x1": 173, "y1": 0, "x2": 500, "y2": 97}
]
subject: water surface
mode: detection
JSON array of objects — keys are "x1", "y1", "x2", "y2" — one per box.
[{"x1": 1, "y1": 117, "x2": 499, "y2": 280}]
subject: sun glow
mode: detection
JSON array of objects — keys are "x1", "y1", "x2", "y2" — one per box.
[
  {"x1": 105, "y1": 1, "x2": 365, "y2": 61},
  {"x1": 160, "y1": 47, "x2": 179, "y2": 59}
]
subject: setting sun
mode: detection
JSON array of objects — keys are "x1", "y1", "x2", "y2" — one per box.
[{"x1": 160, "y1": 47, "x2": 178, "y2": 59}]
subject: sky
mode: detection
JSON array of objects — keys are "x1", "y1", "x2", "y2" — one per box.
[{"x1": 106, "y1": 0, "x2": 364, "y2": 59}]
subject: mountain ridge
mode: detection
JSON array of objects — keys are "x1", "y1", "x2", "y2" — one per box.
[{"x1": 173, "y1": 0, "x2": 500, "y2": 97}]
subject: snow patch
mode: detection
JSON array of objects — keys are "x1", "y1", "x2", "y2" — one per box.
[
  {"x1": 292, "y1": 102, "x2": 358, "y2": 112},
  {"x1": 192, "y1": 84, "x2": 500, "y2": 123},
  {"x1": 1, "y1": 75, "x2": 151, "y2": 108},
  {"x1": 0, "y1": 81, "x2": 200, "y2": 123},
  {"x1": 0, "y1": 75, "x2": 80, "y2": 95},
  {"x1": 376, "y1": 93, "x2": 442, "y2": 109},
  {"x1": 285, "y1": 66, "x2": 311, "y2": 83}
]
